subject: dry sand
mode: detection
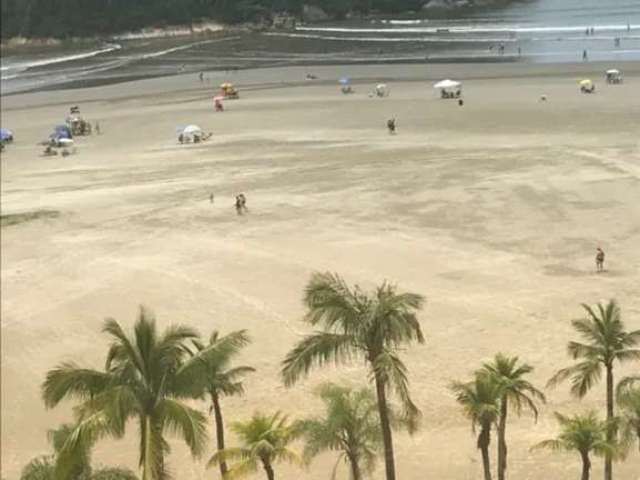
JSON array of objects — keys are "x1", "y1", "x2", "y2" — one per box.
[{"x1": 2, "y1": 62, "x2": 640, "y2": 479}]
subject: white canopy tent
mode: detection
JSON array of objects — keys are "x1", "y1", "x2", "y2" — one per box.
[{"x1": 433, "y1": 79, "x2": 461, "y2": 90}]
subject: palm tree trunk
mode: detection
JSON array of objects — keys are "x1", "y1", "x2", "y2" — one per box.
[
  {"x1": 478, "y1": 426, "x2": 492, "y2": 480},
  {"x1": 142, "y1": 415, "x2": 153, "y2": 480},
  {"x1": 211, "y1": 393, "x2": 228, "y2": 478},
  {"x1": 605, "y1": 364, "x2": 614, "y2": 480},
  {"x1": 373, "y1": 372, "x2": 396, "y2": 480},
  {"x1": 347, "y1": 452, "x2": 362, "y2": 480},
  {"x1": 262, "y1": 460, "x2": 275, "y2": 480},
  {"x1": 580, "y1": 451, "x2": 591, "y2": 480},
  {"x1": 497, "y1": 400, "x2": 507, "y2": 480}
]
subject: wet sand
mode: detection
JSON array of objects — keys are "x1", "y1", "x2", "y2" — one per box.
[{"x1": 2, "y1": 62, "x2": 640, "y2": 479}]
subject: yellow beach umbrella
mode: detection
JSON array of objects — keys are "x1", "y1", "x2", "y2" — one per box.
[{"x1": 579, "y1": 79, "x2": 593, "y2": 87}]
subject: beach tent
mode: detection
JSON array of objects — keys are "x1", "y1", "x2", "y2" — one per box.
[
  {"x1": 0, "y1": 128, "x2": 14, "y2": 142},
  {"x1": 178, "y1": 124, "x2": 204, "y2": 143},
  {"x1": 375, "y1": 84, "x2": 389, "y2": 97},
  {"x1": 434, "y1": 79, "x2": 461, "y2": 90},
  {"x1": 606, "y1": 69, "x2": 622, "y2": 84}
]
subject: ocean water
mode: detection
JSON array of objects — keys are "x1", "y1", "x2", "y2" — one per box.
[{"x1": 1, "y1": 0, "x2": 639, "y2": 95}]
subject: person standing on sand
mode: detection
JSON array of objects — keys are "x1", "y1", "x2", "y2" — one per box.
[
  {"x1": 210, "y1": 193, "x2": 214, "y2": 204},
  {"x1": 596, "y1": 247, "x2": 605, "y2": 272},
  {"x1": 582, "y1": 49, "x2": 588, "y2": 61},
  {"x1": 387, "y1": 118, "x2": 396, "y2": 134}
]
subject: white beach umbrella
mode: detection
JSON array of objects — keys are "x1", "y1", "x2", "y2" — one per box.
[
  {"x1": 182, "y1": 125, "x2": 202, "y2": 135},
  {"x1": 434, "y1": 79, "x2": 461, "y2": 89},
  {"x1": 606, "y1": 69, "x2": 620, "y2": 75}
]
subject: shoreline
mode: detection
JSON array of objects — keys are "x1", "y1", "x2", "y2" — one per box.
[{"x1": 3, "y1": 59, "x2": 639, "y2": 107}]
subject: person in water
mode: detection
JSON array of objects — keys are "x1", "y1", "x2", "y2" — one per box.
[{"x1": 596, "y1": 247, "x2": 605, "y2": 272}]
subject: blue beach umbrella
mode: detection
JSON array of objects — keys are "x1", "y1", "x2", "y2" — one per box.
[
  {"x1": 52, "y1": 125, "x2": 72, "y2": 140},
  {"x1": 0, "y1": 128, "x2": 14, "y2": 142}
]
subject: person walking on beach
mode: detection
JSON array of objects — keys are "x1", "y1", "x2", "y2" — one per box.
[
  {"x1": 582, "y1": 49, "x2": 588, "y2": 61},
  {"x1": 210, "y1": 193, "x2": 214, "y2": 204},
  {"x1": 235, "y1": 194, "x2": 247, "y2": 215},
  {"x1": 596, "y1": 247, "x2": 605, "y2": 272},
  {"x1": 387, "y1": 118, "x2": 396, "y2": 134}
]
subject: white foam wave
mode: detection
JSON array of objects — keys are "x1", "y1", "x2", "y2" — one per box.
[
  {"x1": 296, "y1": 24, "x2": 639, "y2": 35},
  {"x1": 0, "y1": 44, "x2": 121, "y2": 73},
  {"x1": 264, "y1": 32, "x2": 517, "y2": 43}
]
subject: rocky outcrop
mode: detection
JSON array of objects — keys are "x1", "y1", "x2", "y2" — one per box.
[{"x1": 302, "y1": 4, "x2": 329, "y2": 22}]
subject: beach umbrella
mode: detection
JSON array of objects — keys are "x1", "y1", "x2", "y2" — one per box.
[
  {"x1": 0, "y1": 128, "x2": 13, "y2": 142},
  {"x1": 434, "y1": 79, "x2": 461, "y2": 89},
  {"x1": 339, "y1": 77, "x2": 351, "y2": 85},
  {"x1": 52, "y1": 125, "x2": 72, "y2": 139},
  {"x1": 579, "y1": 79, "x2": 593, "y2": 87},
  {"x1": 606, "y1": 69, "x2": 620, "y2": 75},
  {"x1": 213, "y1": 95, "x2": 224, "y2": 102}
]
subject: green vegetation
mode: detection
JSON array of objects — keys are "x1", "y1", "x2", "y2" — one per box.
[
  {"x1": 183, "y1": 330, "x2": 255, "y2": 478},
  {"x1": 1, "y1": 209, "x2": 60, "y2": 227},
  {"x1": 532, "y1": 412, "x2": 618, "y2": 480},
  {"x1": 479, "y1": 354, "x2": 545, "y2": 480},
  {"x1": 208, "y1": 411, "x2": 303, "y2": 479},
  {"x1": 41, "y1": 308, "x2": 213, "y2": 480},
  {"x1": 296, "y1": 383, "x2": 408, "y2": 480},
  {"x1": 20, "y1": 423, "x2": 137, "y2": 480},
  {"x1": 450, "y1": 373, "x2": 501, "y2": 480},
  {"x1": 548, "y1": 300, "x2": 640, "y2": 480},
  {"x1": 1, "y1": 0, "x2": 510, "y2": 39},
  {"x1": 282, "y1": 272, "x2": 425, "y2": 480},
  {"x1": 29, "y1": 280, "x2": 638, "y2": 480}
]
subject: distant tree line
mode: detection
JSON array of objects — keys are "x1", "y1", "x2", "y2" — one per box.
[{"x1": 0, "y1": 0, "x2": 429, "y2": 39}]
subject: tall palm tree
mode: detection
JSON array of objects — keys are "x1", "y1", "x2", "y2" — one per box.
[
  {"x1": 532, "y1": 412, "x2": 617, "y2": 480},
  {"x1": 182, "y1": 330, "x2": 254, "y2": 478},
  {"x1": 617, "y1": 384, "x2": 640, "y2": 453},
  {"x1": 297, "y1": 383, "x2": 408, "y2": 480},
  {"x1": 450, "y1": 374, "x2": 501, "y2": 480},
  {"x1": 208, "y1": 411, "x2": 302, "y2": 480},
  {"x1": 548, "y1": 300, "x2": 640, "y2": 480},
  {"x1": 281, "y1": 272, "x2": 425, "y2": 480},
  {"x1": 41, "y1": 307, "x2": 211, "y2": 480},
  {"x1": 479, "y1": 354, "x2": 546, "y2": 480}
]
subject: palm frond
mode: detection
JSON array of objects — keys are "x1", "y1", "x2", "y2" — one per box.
[
  {"x1": 41, "y1": 363, "x2": 111, "y2": 408},
  {"x1": 159, "y1": 398, "x2": 207, "y2": 458},
  {"x1": 281, "y1": 332, "x2": 355, "y2": 386}
]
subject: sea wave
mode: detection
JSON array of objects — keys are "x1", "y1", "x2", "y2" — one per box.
[
  {"x1": 295, "y1": 24, "x2": 639, "y2": 35},
  {"x1": 0, "y1": 43, "x2": 121, "y2": 75},
  {"x1": 264, "y1": 32, "x2": 518, "y2": 43}
]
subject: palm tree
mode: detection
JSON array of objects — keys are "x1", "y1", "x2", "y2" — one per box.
[
  {"x1": 20, "y1": 423, "x2": 138, "y2": 480},
  {"x1": 297, "y1": 383, "x2": 408, "y2": 480},
  {"x1": 479, "y1": 354, "x2": 546, "y2": 480},
  {"x1": 617, "y1": 384, "x2": 640, "y2": 453},
  {"x1": 20, "y1": 457, "x2": 55, "y2": 480},
  {"x1": 532, "y1": 412, "x2": 617, "y2": 480},
  {"x1": 282, "y1": 272, "x2": 425, "y2": 480},
  {"x1": 208, "y1": 411, "x2": 302, "y2": 480},
  {"x1": 548, "y1": 300, "x2": 640, "y2": 480},
  {"x1": 183, "y1": 330, "x2": 255, "y2": 478},
  {"x1": 450, "y1": 373, "x2": 501, "y2": 480},
  {"x1": 41, "y1": 307, "x2": 211, "y2": 480}
]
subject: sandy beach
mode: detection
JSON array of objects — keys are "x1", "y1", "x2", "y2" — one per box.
[{"x1": 2, "y1": 61, "x2": 639, "y2": 479}]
